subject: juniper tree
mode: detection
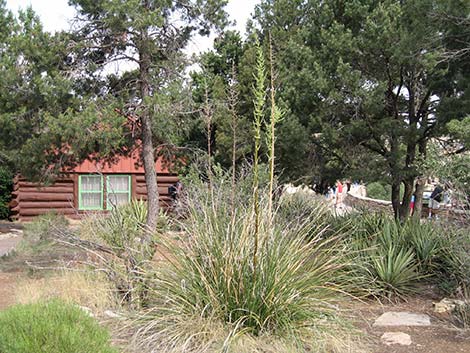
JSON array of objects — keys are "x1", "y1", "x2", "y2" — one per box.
[
  {"x1": 254, "y1": 0, "x2": 470, "y2": 220},
  {"x1": 67, "y1": 0, "x2": 228, "y2": 232}
]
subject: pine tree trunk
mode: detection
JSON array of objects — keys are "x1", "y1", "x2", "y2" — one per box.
[
  {"x1": 391, "y1": 179, "x2": 401, "y2": 219},
  {"x1": 399, "y1": 177, "x2": 414, "y2": 221},
  {"x1": 413, "y1": 178, "x2": 425, "y2": 220},
  {"x1": 413, "y1": 140, "x2": 427, "y2": 220},
  {"x1": 139, "y1": 27, "x2": 159, "y2": 235}
]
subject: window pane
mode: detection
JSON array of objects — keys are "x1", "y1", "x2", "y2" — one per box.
[
  {"x1": 107, "y1": 192, "x2": 129, "y2": 208},
  {"x1": 81, "y1": 176, "x2": 101, "y2": 191},
  {"x1": 81, "y1": 193, "x2": 101, "y2": 208},
  {"x1": 108, "y1": 176, "x2": 129, "y2": 192}
]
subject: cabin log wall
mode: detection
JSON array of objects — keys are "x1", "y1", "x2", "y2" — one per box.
[
  {"x1": 10, "y1": 177, "x2": 75, "y2": 221},
  {"x1": 11, "y1": 173, "x2": 178, "y2": 222}
]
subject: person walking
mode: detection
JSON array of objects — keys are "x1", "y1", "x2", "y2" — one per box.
[
  {"x1": 428, "y1": 184, "x2": 443, "y2": 219},
  {"x1": 335, "y1": 180, "x2": 343, "y2": 208}
]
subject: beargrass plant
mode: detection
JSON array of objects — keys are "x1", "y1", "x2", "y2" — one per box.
[
  {"x1": 127, "y1": 36, "x2": 360, "y2": 352},
  {"x1": 276, "y1": 191, "x2": 334, "y2": 238},
  {"x1": 130, "y1": 182, "x2": 354, "y2": 353}
]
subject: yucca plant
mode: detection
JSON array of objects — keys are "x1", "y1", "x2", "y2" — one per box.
[
  {"x1": 128, "y1": 35, "x2": 358, "y2": 352},
  {"x1": 371, "y1": 245, "x2": 421, "y2": 299},
  {"x1": 403, "y1": 221, "x2": 442, "y2": 273},
  {"x1": 344, "y1": 213, "x2": 422, "y2": 300}
]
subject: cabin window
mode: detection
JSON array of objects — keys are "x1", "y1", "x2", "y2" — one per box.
[
  {"x1": 106, "y1": 175, "x2": 131, "y2": 209},
  {"x1": 78, "y1": 175, "x2": 103, "y2": 210}
]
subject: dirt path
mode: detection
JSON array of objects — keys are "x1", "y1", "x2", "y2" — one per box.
[
  {"x1": 348, "y1": 295, "x2": 470, "y2": 352},
  {"x1": 0, "y1": 273, "x2": 18, "y2": 310},
  {"x1": 0, "y1": 223, "x2": 24, "y2": 310},
  {"x1": 0, "y1": 222, "x2": 23, "y2": 257}
]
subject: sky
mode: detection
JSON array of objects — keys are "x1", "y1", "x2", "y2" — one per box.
[{"x1": 5, "y1": 0, "x2": 259, "y2": 55}]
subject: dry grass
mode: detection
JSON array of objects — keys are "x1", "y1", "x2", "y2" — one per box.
[
  {"x1": 14, "y1": 270, "x2": 117, "y2": 314},
  {"x1": 123, "y1": 314, "x2": 366, "y2": 353}
]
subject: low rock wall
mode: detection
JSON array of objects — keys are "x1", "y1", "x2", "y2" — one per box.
[{"x1": 344, "y1": 192, "x2": 394, "y2": 214}]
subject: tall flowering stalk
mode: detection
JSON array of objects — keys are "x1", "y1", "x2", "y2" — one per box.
[
  {"x1": 252, "y1": 37, "x2": 266, "y2": 277},
  {"x1": 266, "y1": 32, "x2": 283, "y2": 223}
]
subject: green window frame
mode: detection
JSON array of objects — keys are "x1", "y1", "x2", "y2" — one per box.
[
  {"x1": 78, "y1": 175, "x2": 104, "y2": 210},
  {"x1": 106, "y1": 175, "x2": 131, "y2": 210}
]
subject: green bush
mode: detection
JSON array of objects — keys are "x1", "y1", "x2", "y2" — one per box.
[
  {"x1": 0, "y1": 300, "x2": 117, "y2": 353},
  {"x1": 366, "y1": 181, "x2": 404, "y2": 201},
  {"x1": 16, "y1": 213, "x2": 70, "y2": 255},
  {"x1": 23, "y1": 212, "x2": 69, "y2": 243},
  {"x1": 402, "y1": 221, "x2": 443, "y2": 274},
  {"x1": 340, "y1": 213, "x2": 468, "y2": 300},
  {"x1": 0, "y1": 166, "x2": 12, "y2": 219},
  {"x1": 366, "y1": 182, "x2": 390, "y2": 201}
]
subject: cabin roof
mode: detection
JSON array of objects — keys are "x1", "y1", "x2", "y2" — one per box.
[{"x1": 65, "y1": 149, "x2": 172, "y2": 174}]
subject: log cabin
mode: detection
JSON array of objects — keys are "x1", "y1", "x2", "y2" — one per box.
[{"x1": 10, "y1": 151, "x2": 178, "y2": 222}]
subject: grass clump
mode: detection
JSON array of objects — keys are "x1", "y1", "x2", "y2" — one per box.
[
  {"x1": 0, "y1": 300, "x2": 117, "y2": 353},
  {"x1": 130, "y1": 179, "x2": 356, "y2": 353},
  {"x1": 437, "y1": 226, "x2": 470, "y2": 297},
  {"x1": 14, "y1": 270, "x2": 117, "y2": 314},
  {"x1": 452, "y1": 302, "x2": 470, "y2": 329}
]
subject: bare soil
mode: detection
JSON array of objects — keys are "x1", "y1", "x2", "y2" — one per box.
[
  {"x1": 346, "y1": 291, "x2": 470, "y2": 353},
  {"x1": 0, "y1": 272, "x2": 19, "y2": 310}
]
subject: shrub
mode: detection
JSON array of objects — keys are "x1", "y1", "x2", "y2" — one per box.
[
  {"x1": 81, "y1": 200, "x2": 167, "y2": 256},
  {"x1": 18, "y1": 213, "x2": 69, "y2": 254},
  {"x1": 132, "y1": 180, "x2": 354, "y2": 352},
  {"x1": 366, "y1": 182, "x2": 390, "y2": 201},
  {"x1": 402, "y1": 221, "x2": 443, "y2": 274},
  {"x1": 78, "y1": 200, "x2": 169, "y2": 306},
  {"x1": 366, "y1": 181, "x2": 404, "y2": 201},
  {"x1": 343, "y1": 213, "x2": 423, "y2": 300},
  {"x1": 276, "y1": 191, "x2": 332, "y2": 231},
  {"x1": 0, "y1": 300, "x2": 117, "y2": 353},
  {"x1": 0, "y1": 166, "x2": 12, "y2": 219},
  {"x1": 23, "y1": 212, "x2": 69, "y2": 243}
]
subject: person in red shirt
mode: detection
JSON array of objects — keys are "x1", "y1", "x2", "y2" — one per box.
[{"x1": 336, "y1": 180, "x2": 343, "y2": 207}]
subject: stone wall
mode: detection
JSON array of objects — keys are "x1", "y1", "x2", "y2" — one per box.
[{"x1": 344, "y1": 192, "x2": 394, "y2": 214}]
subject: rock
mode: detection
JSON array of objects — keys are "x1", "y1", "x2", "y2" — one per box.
[
  {"x1": 434, "y1": 298, "x2": 467, "y2": 313},
  {"x1": 381, "y1": 332, "x2": 412, "y2": 346},
  {"x1": 78, "y1": 305, "x2": 94, "y2": 317},
  {"x1": 104, "y1": 310, "x2": 122, "y2": 318},
  {"x1": 373, "y1": 312, "x2": 431, "y2": 327}
]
